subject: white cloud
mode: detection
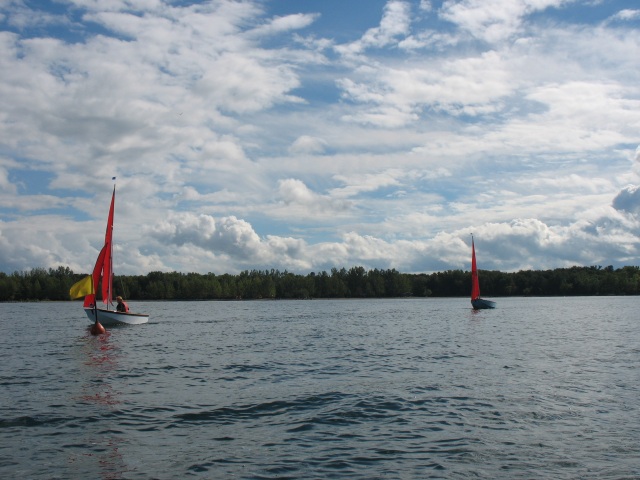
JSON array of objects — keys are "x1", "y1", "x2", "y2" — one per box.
[
  {"x1": 289, "y1": 135, "x2": 328, "y2": 155},
  {"x1": 334, "y1": 0, "x2": 411, "y2": 57},
  {"x1": 330, "y1": 169, "x2": 403, "y2": 198},
  {"x1": 606, "y1": 9, "x2": 640, "y2": 23},
  {"x1": 276, "y1": 179, "x2": 352, "y2": 216},
  {"x1": 248, "y1": 13, "x2": 320, "y2": 37},
  {"x1": 360, "y1": 0, "x2": 411, "y2": 48},
  {"x1": 612, "y1": 185, "x2": 640, "y2": 215},
  {"x1": 440, "y1": 0, "x2": 572, "y2": 43},
  {"x1": 147, "y1": 211, "x2": 316, "y2": 271},
  {"x1": 195, "y1": 54, "x2": 303, "y2": 114},
  {"x1": 419, "y1": 1, "x2": 433, "y2": 13},
  {"x1": 337, "y1": 50, "x2": 512, "y2": 127},
  {"x1": 0, "y1": 166, "x2": 16, "y2": 194}
]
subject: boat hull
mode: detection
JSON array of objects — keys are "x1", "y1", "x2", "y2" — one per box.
[
  {"x1": 471, "y1": 298, "x2": 496, "y2": 310},
  {"x1": 84, "y1": 307, "x2": 149, "y2": 326}
]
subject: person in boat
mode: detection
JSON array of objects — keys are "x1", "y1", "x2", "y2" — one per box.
[{"x1": 116, "y1": 296, "x2": 130, "y2": 313}]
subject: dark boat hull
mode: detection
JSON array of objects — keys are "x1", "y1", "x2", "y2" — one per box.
[{"x1": 471, "y1": 298, "x2": 496, "y2": 310}]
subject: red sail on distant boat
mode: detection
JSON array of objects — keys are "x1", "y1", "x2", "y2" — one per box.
[
  {"x1": 76, "y1": 185, "x2": 149, "y2": 326},
  {"x1": 470, "y1": 235, "x2": 496, "y2": 310}
]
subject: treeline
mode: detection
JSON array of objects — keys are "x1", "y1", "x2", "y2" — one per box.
[{"x1": 1, "y1": 265, "x2": 639, "y2": 302}]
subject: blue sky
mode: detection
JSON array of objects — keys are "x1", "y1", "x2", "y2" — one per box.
[{"x1": 1, "y1": 0, "x2": 639, "y2": 276}]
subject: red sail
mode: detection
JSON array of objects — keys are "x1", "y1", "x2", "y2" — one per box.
[
  {"x1": 82, "y1": 187, "x2": 115, "y2": 307},
  {"x1": 101, "y1": 187, "x2": 115, "y2": 304},
  {"x1": 83, "y1": 245, "x2": 107, "y2": 307},
  {"x1": 471, "y1": 238, "x2": 480, "y2": 300}
]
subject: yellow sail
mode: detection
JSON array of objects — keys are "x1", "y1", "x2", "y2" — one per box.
[{"x1": 69, "y1": 275, "x2": 94, "y2": 299}]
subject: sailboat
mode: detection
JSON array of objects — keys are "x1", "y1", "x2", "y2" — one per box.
[
  {"x1": 79, "y1": 185, "x2": 149, "y2": 326},
  {"x1": 470, "y1": 234, "x2": 496, "y2": 310}
]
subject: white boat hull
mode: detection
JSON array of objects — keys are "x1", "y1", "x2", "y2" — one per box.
[{"x1": 84, "y1": 307, "x2": 149, "y2": 326}]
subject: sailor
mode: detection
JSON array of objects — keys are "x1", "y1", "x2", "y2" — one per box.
[{"x1": 116, "y1": 295, "x2": 130, "y2": 313}]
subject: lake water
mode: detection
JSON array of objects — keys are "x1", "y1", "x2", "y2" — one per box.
[{"x1": 1, "y1": 297, "x2": 639, "y2": 479}]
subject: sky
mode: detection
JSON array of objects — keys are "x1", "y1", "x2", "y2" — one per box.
[{"x1": 1, "y1": 0, "x2": 639, "y2": 276}]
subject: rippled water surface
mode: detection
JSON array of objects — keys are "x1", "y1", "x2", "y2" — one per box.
[{"x1": 1, "y1": 297, "x2": 639, "y2": 479}]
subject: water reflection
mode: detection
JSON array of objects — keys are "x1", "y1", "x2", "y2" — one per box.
[
  {"x1": 73, "y1": 330, "x2": 130, "y2": 479},
  {"x1": 80, "y1": 331, "x2": 119, "y2": 405}
]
